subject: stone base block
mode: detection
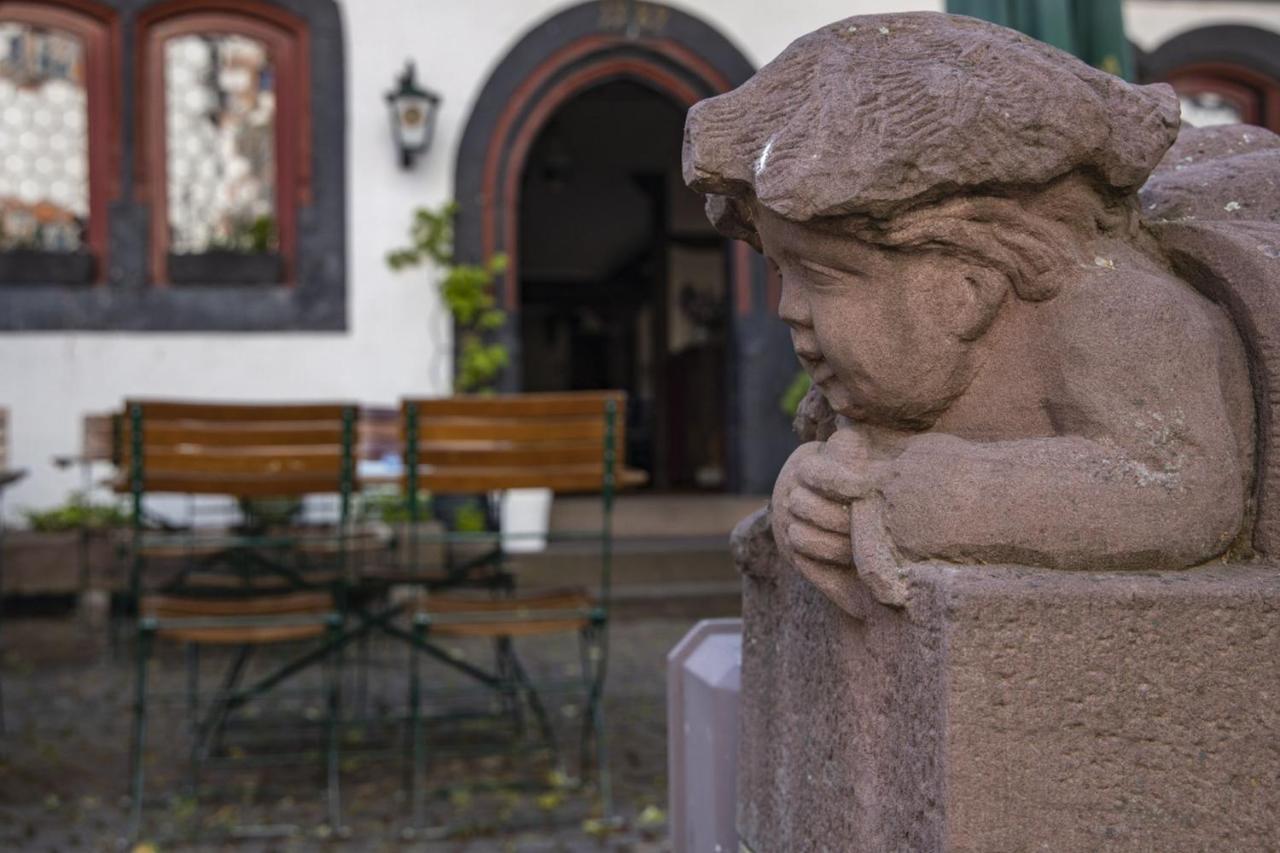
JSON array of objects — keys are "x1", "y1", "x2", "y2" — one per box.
[{"x1": 738, "y1": 536, "x2": 1280, "y2": 852}]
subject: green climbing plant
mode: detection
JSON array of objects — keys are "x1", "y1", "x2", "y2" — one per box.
[
  {"x1": 780, "y1": 370, "x2": 812, "y2": 417},
  {"x1": 23, "y1": 491, "x2": 129, "y2": 532},
  {"x1": 387, "y1": 202, "x2": 509, "y2": 393}
]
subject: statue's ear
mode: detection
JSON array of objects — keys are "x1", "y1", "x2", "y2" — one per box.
[{"x1": 950, "y1": 268, "x2": 1008, "y2": 342}]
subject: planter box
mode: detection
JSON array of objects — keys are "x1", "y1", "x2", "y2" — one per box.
[
  {"x1": 167, "y1": 250, "x2": 283, "y2": 285},
  {"x1": 0, "y1": 250, "x2": 94, "y2": 284},
  {"x1": 1, "y1": 529, "x2": 123, "y2": 596}
]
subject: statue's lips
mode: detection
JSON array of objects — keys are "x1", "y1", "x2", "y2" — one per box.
[{"x1": 798, "y1": 351, "x2": 834, "y2": 384}]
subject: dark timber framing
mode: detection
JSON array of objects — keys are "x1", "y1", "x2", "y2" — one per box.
[
  {"x1": 0, "y1": 0, "x2": 345, "y2": 331},
  {"x1": 454, "y1": 0, "x2": 796, "y2": 493}
]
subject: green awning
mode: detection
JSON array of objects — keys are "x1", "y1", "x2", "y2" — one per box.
[{"x1": 947, "y1": 0, "x2": 1133, "y2": 80}]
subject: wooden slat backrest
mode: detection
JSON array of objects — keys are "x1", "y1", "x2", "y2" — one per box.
[
  {"x1": 402, "y1": 391, "x2": 628, "y2": 494},
  {"x1": 130, "y1": 401, "x2": 349, "y2": 422},
  {"x1": 120, "y1": 400, "x2": 357, "y2": 497},
  {"x1": 142, "y1": 591, "x2": 332, "y2": 618}
]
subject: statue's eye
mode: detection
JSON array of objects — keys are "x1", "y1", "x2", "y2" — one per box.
[{"x1": 798, "y1": 258, "x2": 856, "y2": 283}]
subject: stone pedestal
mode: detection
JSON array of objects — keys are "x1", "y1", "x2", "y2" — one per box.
[{"x1": 736, "y1": 515, "x2": 1280, "y2": 852}]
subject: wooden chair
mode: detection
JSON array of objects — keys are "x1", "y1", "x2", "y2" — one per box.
[
  {"x1": 0, "y1": 407, "x2": 27, "y2": 735},
  {"x1": 399, "y1": 391, "x2": 644, "y2": 824},
  {"x1": 0, "y1": 406, "x2": 24, "y2": 492},
  {"x1": 50, "y1": 412, "x2": 123, "y2": 620},
  {"x1": 119, "y1": 400, "x2": 361, "y2": 840}
]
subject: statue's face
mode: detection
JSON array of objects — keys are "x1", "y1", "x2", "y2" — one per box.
[{"x1": 757, "y1": 208, "x2": 987, "y2": 428}]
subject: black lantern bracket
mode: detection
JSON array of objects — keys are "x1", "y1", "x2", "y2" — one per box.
[{"x1": 386, "y1": 61, "x2": 442, "y2": 169}]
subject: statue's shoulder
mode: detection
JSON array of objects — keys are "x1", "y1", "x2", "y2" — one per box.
[
  {"x1": 1140, "y1": 123, "x2": 1280, "y2": 334},
  {"x1": 1140, "y1": 124, "x2": 1280, "y2": 554},
  {"x1": 1142, "y1": 123, "x2": 1280, "y2": 225}
]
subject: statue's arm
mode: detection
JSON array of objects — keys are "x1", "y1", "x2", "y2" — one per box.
[
  {"x1": 882, "y1": 289, "x2": 1248, "y2": 571},
  {"x1": 882, "y1": 430, "x2": 1243, "y2": 570}
]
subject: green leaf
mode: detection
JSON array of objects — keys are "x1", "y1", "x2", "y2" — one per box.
[
  {"x1": 387, "y1": 200, "x2": 510, "y2": 391},
  {"x1": 780, "y1": 370, "x2": 812, "y2": 417}
]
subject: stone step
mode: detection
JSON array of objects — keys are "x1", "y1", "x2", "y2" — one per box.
[
  {"x1": 550, "y1": 494, "x2": 766, "y2": 539},
  {"x1": 0, "y1": 497, "x2": 757, "y2": 599},
  {"x1": 510, "y1": 534, "x2": 737, "y2": 590}
]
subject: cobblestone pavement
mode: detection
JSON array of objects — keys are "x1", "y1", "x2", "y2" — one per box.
[{"x1": 0, "y1": 600, "x2": 737, "y2": 851}]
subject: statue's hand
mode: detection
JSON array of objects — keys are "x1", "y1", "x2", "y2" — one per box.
[
  {"x1": 773, "y1": 430, "x2": 889, "y2": 568},
  {"x1": 773, "y1": 429, "x2": 906, "y2": 611}
]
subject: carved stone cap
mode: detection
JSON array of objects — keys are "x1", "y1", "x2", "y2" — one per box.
[{"x1": 683, "y1": 12, "x2": 1180, "y2": 231}]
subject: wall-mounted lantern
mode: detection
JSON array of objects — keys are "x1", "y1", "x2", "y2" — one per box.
[{"x1": 385, "y1": 61, "x2": 441, "y2": 169}]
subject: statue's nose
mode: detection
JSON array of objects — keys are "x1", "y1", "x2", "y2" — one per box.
[{"x1": 777, "y1": 274, "x2": 811, "y2": 327}]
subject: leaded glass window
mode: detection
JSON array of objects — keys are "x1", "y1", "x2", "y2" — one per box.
[
  {"x1": 0, "y1": 21, "x2": 88, "y2": 252},
  {"x1": 164, "y1": 33, "x2": 276, "y2": 254}
]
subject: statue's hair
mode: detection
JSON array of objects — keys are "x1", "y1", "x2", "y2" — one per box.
[
  {"x1": 847, "y1": 175, "x2": 1140, "y2": 301},
  {"x1": 725, "y1": 173, "x2": 1140, "y2": 301}
]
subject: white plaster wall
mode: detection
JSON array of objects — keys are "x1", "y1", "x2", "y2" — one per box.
[
  {"x1": 10, "y1": 0, "x2": 1269, "y2": 519},
  {"x1": 1125, "y1": 1, "x2": 1280, "y2": 51}
]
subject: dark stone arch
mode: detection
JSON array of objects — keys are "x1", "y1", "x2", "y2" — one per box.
[
  {"x1": 454, "y1": 1, "x2": 754, "y2": 275},
  {"x1": 1139, "y1": 24, "x2": 1280, "y2": 131},
  {"x1": 1140, "y1": 24, "x2": 1280, "y2": 82}
]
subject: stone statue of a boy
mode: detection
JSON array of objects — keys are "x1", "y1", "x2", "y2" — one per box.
[{"x1": 683, "y1": 13, "x2": 1260, "y2": 608}]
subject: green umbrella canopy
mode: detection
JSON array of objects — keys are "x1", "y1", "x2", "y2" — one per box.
[{"x1": 947, "y1": 0, "x2": 1133, "y2": 80}]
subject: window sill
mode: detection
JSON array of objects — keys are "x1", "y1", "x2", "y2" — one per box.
[
  {"x1": 0, "y1": 282, "x2": 345, "y2": 332},
  {"x1": 0, "y1": 250, "x2": 95, "y2": 285},
  {"x1": 167, "y1": 251, "x2": 284, "y2": 286}
]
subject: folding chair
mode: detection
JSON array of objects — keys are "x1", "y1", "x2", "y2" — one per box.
[
  {"x1": 51, "y1": 412, "x2": 121, "y2": 605},
  {"x1": 399, "y1": 391, "x2": 644, "y2": 825},
  {"x1": 120, "y1": 400, "x2": 362, "y2": 840},
  {"x1": 0, "y1": 407, "x2": 27, "y2": 734}
]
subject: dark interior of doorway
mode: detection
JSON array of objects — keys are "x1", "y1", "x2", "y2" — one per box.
[{"x1": 518, "y1": 80, "x2": 730, "y2": 490}]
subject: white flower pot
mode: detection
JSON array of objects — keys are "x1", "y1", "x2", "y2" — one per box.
[{"x1": 499, "y1": 487, "x2": 553, "y2": 553}]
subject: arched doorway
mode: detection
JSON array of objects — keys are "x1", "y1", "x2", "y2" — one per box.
[
  {"x1": 1140, "y1": 25, "x2": 1280, "y2": 132},
  {"x1": 519, "y1": 79, "x2": 726, "y2": 489},
  {"x1": 455, "y1": 2, "x2": 797, "y2": 494}
]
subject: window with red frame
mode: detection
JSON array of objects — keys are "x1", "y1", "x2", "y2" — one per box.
[
  {"x1": 0, "y1": 0, "x2": 116, "y2": 284},
  {"x1": 138, "y1": 1, "x2": 308, "y2": 286}
]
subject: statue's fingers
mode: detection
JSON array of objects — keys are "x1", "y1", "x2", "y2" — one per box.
[
  {"x1": 787, "y1": 521, "x2": 852, "y2": 564},
  {"x1": 824, "y1": 426, "x2": 871, "y2": 459},
  {"x1": 788, "y1": 487, "x2": 850, "y2": 533},
  {"x1": 792, "y1": 553, "x2": 846, "y2": 581},
  {"x1": 797, "y1": 454, "x2": 877, "y2": 501}
]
